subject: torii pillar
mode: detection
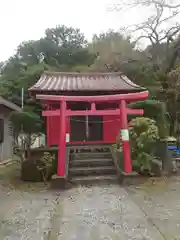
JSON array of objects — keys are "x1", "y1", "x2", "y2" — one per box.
[
  {"x1": 58, "y1": 100, "x2": 67, "y2": 177},
  {"x1": 120, "y1": 100, "x2": 132, "y2": 173}
]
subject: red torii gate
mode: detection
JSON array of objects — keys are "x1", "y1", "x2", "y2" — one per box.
[{"x1": 37, "y1": 90, "x2": 148, "y2": 177}]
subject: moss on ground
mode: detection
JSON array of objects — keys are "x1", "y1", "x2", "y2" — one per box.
[
  {"x1": 0, "y1": 162, "x2": 49, "y2": 192},
  {"x1": 133, "y1": 176, "x2": 170, "y2": 195}
]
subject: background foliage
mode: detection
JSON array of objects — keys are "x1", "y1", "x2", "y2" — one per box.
[
  {"x1": 129, "y1": 117, "x2": 160, "y2": 172},
  {"x1": 1, "y1": 4, "x2": 180, "y2": 137}
]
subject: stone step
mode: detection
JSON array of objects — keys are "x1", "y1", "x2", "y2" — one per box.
[
  {"x1": 69, "y1": 166, "x2": 116, "y2": 176},
  {"x1": 69, "y1": 158, "x2": 113, "y2": 167},
  {"x1": 69, "y1": 146, "x2": 111, "y2": 152},
  {"x1": 70, "y1": 174, "x2": 118, "y2": 184},
  {"x1": 72, "y1": 152, "x2": 112, "y2": 160}
]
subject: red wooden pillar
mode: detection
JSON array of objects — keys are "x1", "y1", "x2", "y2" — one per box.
[
  {"x1": 57, "y1": 100, "x2": 67, "y2": 177},
  {"x1": 46, "y1": 104, "x2": 50, "y2": 147},
  {"x1": 120, "y1": 100, "x2": 132, "y2": 173}
]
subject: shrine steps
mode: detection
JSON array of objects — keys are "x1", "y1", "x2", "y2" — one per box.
[
  {"x1": 69, "y1": 175, "x2": 118, "y2": 184},
  {"x1": 68, "y1": 147, "x2": 119, "y2": 184}
]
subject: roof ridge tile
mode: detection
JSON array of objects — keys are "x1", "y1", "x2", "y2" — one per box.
[{"x1": 29, "y1": 71, "x2": 145, "y2": 92}]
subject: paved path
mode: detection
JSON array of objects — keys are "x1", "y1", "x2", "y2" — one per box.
[
  {"x1": 49, "y1": 185, "x2": 164, "y2": 240},
  {"x1": 0, "y1": 187, "x2": 58, "y2": 240},
  {"x1": 127, "y1": 177, "x2": 180, "y2": 240},
  {"x1": 1, "y1": 178, "x2": 180, "y2": 239}
]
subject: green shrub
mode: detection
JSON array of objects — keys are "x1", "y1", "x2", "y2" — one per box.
[
  {"x1": 37, "y1": 152, "x2": 55, "y2": 184},
  {"x1": 129, "y1": 100, "x2": 169, "y2": 139},
  {"x1": 129, "y1": 117, "x2": 159, "y2": 173}
]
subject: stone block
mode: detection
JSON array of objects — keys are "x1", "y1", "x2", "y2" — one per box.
[{"x1": 51, "y1": 174, "x2": 68, "y2": 189}]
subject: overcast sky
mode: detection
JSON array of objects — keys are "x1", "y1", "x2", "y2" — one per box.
[{"x1": 0, "y1": 0, "x2": 149, "y2": 61}]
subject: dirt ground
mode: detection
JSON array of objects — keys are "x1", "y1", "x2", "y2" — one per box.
[{"x1": 1, "y1": 164, "x2": 180, "y2": 239}]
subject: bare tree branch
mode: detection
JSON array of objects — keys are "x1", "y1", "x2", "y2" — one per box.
[
  {"x1": 123, "y1": 6, "x2": 179, "y2": 50},
  {"x1": 110, "y1": 0, "x2": 180, "y2": 10},
  {"x1": 110, "y1": 0, "x2": 180, "y2": 73},
  {"x1": 147, "y1": 0, "x2": 180, "y2": 9}
]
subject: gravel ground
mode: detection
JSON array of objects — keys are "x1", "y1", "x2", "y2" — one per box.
[
  {"x1": 1, "y1": 174, "x2": 180, "y2": 239},
  {"x1": 49, "y1": 184, "x2": 164, "y2": 240},
  {"x1": 127, "y1": 176, "x2": 180, "y2": 240},
  {"x1": 0, "y1": 187, "x2": 59, "y2": 240}
]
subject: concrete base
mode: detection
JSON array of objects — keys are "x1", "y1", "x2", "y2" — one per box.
[
  {"x1": 122, "y1": 171, "x2": 139, "y2": 177},
  {"x1": 117, "y1": 171, "x2": 139, "y2": 184},
  {"x1": 51, "y1": 174, "x2": 68, "y2": 189},
  {"x1": 117, "y1": 173, "x2": 124, "y2": 184},
  {"x1": 120, "y1": 171, "x2": 143, "y2": 185}
]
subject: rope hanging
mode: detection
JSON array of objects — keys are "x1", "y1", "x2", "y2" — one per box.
[{"x1": 70, "y1": 117, "x2": 121, "y2": 124}]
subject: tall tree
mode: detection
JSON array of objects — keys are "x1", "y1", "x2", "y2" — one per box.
[
  {"x1": 111, "y1": 0, "x2": 180, "y2": 135},
  {"x1": 113, "y1": 0, "x2": 180, "y2": 72},
  {"x1": 0, "y1": 25, "x2": 96, "y2": 138},
  {"x1": 88, "y1": 30, "x2": 159, "y2": 94},
  {"x1": 0, "y1": 25, "x2": 95, "y2": 106},
  {"x1": 89, "y1": 30, "x2": 142, "y2": 71}
]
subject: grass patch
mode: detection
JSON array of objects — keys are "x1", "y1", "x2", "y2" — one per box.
[
  {"x1": 0, "y1": 162, "x2": 49, "y2": 192},
  {"x1": 133, "y1": 176, "x2": 170, "y2": 195},
  {"x1": 0, "y1": 162, "x2": 19, "y2": 182}
]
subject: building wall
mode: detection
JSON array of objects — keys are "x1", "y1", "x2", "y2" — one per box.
[
  {"x1": 47, "y1": 115, "x2": 120, "y2": 145},
  {"x1": 0, "y1": 106, "x2": 14, "y2": 162},
  {"x1": 103, "y1": 115, "x2": 120, "y2": 142},
  {"x1": 47, "y1": 116, "x2": 70, "y2": 146}
]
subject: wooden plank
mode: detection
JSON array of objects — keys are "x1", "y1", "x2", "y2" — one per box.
[
  {"x1": 66, "y1": 109, "x2": 120, "y2": 116},
  {"x1": 0, "y1": 159, "x2": 13, "y2": 167},
  {"x1": 127, "y1": 109, "x2": 144, "y2": 115},
  {"x1": 42, "y1": 108, "x2": 144, "y2": 117},
  {"x1": 37, "y1": 91, "x2": 149, "y2": 103}
]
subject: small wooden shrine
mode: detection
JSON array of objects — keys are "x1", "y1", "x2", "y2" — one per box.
[{"x1": 29, "y1": 71, "x2": 148, "y2": 178}]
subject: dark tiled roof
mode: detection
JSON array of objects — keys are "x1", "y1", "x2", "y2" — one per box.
[
  {"x1": 29, "y1": 71, "x2": 145, "y2": 92},
  {"x1": 0, "y1": 97, "x2": 21, "y2": 112}
]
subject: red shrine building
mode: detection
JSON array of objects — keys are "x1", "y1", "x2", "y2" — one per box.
[{"x1": 29, "y1": 71, "x2": 148, "y2": 179}]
